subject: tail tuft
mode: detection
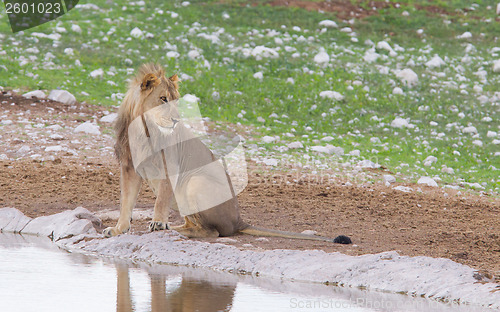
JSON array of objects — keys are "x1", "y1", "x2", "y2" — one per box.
[{"x1": 333, "y1": 235, "x2": 352, "y2": 244}]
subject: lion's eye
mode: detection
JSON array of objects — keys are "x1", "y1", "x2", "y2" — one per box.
[{"x1": 160, "y1": 96, "x2": 167, "y2": 102}]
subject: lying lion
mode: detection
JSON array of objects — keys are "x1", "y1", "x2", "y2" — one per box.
[{"x1": 103, "y1": 63, "x2": 351, "y2": 244}]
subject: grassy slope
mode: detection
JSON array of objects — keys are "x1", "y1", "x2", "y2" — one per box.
[{"x1": 0, "y1": 0, "x2": 498, "y2": 192}]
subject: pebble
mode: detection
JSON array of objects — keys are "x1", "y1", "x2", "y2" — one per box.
[
  {"x1": 383, "y1": 175, "x2": 396, "y2": 183},
  {"x1": 22, "y1": 90, "x2": 46, "y2": 99},
  {"x1": 417, "y1": 176, "x2": 438, "y2": 187},
  {"x1": 74, "y1": 122, "x2": 101, "y2": 135},
  {"x1": 48, "y1": 90, "x2": 76, "y2": 105},
  {"x1": 393, "y1": 185, "x2": 413, "y2": 193}
]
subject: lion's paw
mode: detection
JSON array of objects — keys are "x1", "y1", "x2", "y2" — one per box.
[
  {"x1": 149, "y1": 221, "x2": 169, "y2": 232},
  {"x1": 103, "y1": 226, "x2": 128, "y2": 238}
]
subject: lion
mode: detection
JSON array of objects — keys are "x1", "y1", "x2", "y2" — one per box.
[{"x1": 103, "y1": 63, "x2": 352, "y2": 244}]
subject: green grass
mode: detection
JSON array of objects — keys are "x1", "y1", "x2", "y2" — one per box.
[{"x1": 0, "y1": 0, "x2": 498, "y2": 193}]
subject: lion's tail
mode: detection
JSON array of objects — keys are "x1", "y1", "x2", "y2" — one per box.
[{"x1": 238, "y1": 225, "x2": 352, "y2": 244}]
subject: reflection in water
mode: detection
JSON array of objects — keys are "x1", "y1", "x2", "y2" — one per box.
[
  {"x1": 0, "y1": 233, "x2": 490, "y2": 312},
  {"x1": 115, "y1": 264, "x2": 235, "y2": 312}
]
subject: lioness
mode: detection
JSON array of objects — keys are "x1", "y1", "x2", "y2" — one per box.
[{"x1": 103, "y1": 64, "x2": 351, "y2": 244}]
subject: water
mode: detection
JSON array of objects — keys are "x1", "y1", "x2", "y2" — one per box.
[{"x1": 0, "y1": 233, "x2": 487, "y2": 312}]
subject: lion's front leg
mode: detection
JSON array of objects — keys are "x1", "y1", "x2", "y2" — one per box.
[
  {"x1": 149, "y1": 178, "x2": 174, "y2": 232},
  {"x1": 103, "y1": 163, "x2": 142, "y2": 237}
]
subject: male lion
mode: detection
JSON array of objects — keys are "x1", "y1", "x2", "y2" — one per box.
[{"x1": 103, "y1": 63, "x2": 351, "y2": 244}]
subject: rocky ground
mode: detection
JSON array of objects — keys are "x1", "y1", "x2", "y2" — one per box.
[{"x1": 0, "y1": 91, "x2": 498, "y2": 282}]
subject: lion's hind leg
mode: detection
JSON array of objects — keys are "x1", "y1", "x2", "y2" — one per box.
[{"x1": 170, "y1": 216, "x2": 219, "y2": 238}]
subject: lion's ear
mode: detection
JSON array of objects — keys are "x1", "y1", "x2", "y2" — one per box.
[
  {"x1": 169, "y1": 74, "x2": 178, "y2": 82},
  {"x1": 140, "y1": 73, "x2": 160, "y2": 91},
  {"x1": 169, "y1": 74, "x2": 179, "y2": 90}
]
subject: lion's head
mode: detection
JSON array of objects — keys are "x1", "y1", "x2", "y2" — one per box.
[{"x1": 114, "y1": 63, "x2": 180, "y2": 164}]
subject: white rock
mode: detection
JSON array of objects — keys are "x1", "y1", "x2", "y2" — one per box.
[
  {"x1": 216, "y1": 237, "x2": 237, "y2": 244},
  {"x1": 0, "y1": 208, "x2": 32, "y2": 233},
  {"x1": 383, "y1": 175, "x2": 396, "y2": 183},
  {"x1": 493, "y1": 60, "x2": 500, "y2": 73},
  {"x1": 251, "y1": 46, "x2": 279, "y2": 60},
  {"x1": 100, "y1": 113, "x2": 118, "y2": 123},
  {"x1": 48, "y1": 90, "x2": 76, "y2": 105},
  {"x1": 462, "y1": 126, "x2": 478, "y2": 134},
  {"x1": 391, "y1": 117, "x2": 410, "y2": 128},
  {"x1": 318, "y1": 20, "x2": 338, "y2": 28},
  {"x1": 1, "y1": 120, "x2": 13, "y2": 125},
  {"x1": 17, "y1": 145, "x2": 30, "y2": 154},
  {"x1": 442, "y1": 167, "x2": 454, "y2": 174},
  {"x1": 376, "y1": 41, "x2": 395, "y2": 54},
  {"x1": 47, "y1": 124, "x2": 63, "y2": 131},
  {"x1": 417, "y1": 176, "x2": 438, "y2": 187},
  {"x1": 393, "y1": 185, "x2": 413, "y2": 193},
  {"x1": 21, "y1": 207, "x2": 99, "y2": 240},
  {"x1": 310, "y1": 145, "x2": 329, "y2": 154},
  {"x1": 457, "y1": 32, "x2": 472, "y2": 39},
  {"x1": 319, "y1": 91, "x2": 344, "y2": 101},
  {"x1": 74, "y1": 122, "x2": 100, "y2": 135},
  {"x1": 45, "y1": 146, "x2": 63, "y2": 152},
  {"x1": 497, "y1": 3, "x2": 500, "y2": 14},
  {"x1": 263, "y1": 158, "x2": 278, "y2": 166},
  {"x1": 287, "y1": 141, "x2": 303, "y2": 149},
  {"x1": 23, "y1": 90, "x2": 46, "y2": 99},
  {"x1": 472, "y1": 140, "x2": 483, "y2": 147},
  {"x1": 493, "y1": 139, "x2": 500, "y2": 145},
  {"x1": 396, "y1": 69, "x2": 418, "y2": 87},
  {"x1": 64, "y1": 48, "x2": 74, "y2": 56},
  {"x1": 392, "y1": 87, "x2": 404, "y2": 95},
  {"x1": 71, "y1": 24, "x2": 82, "y2": 33},
  {"x1": 425, "y1": 55, "x2": 445, "y2": 68},
  {"x1": 358, "y1": 159, "x2": 381, "y2": 169},
  {"x1": 424, "y1": 156, "x2": 438, "y2": 165},
  {"x1": 49, "y1": 134, "x2": 64, "y2": 140},
  {"x1": 311, "y1": 145, "x2": 343, "y2": 156},
  {"x1": 487, "y1": 131, "x2": 498, "y2": 138},
  {"x1": 130, "y1": 27, "x2": 144, "y2": 38},
  {"x1": 349, "y1": 149, "x2": 360, "y2": 157},
  {"x1": 187, "y1": 50, "x2": 200, "y2": 59},
  {"x1": 314, "y1": 51, "x2": 329, "y2": 65},
  {"x1": 301, "y1": 230, "x2": 317, "y2": 235},
  {"x1": 253, "y1": 72, "x2": 263, "y2": 80},
  {"x1": 90, "y1": 68, "x2": 104, "y2": 78},
  {"x1": 183, "y1": 94, "x2": 199, "y2": 103},
  {"x1": 321, "y1": 136, "x2": 334, "y2": 142},
  {"x1": 363, "y1": 49, "x2": 379, "y2": 63},
  {"x1": 262, "y1": 136, "x2": 276, "y2": 144},
  {"x1": 167, "y1": 51, "x2": 180, "y2": 58}
]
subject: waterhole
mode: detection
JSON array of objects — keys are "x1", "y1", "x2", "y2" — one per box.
[{"x1": 0, "y1": 233, "x2": 484, "y2": 312}]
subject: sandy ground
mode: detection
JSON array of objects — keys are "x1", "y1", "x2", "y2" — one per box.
[{"x1": 0, "y1": 91, "x2": 499, "y2": 283}]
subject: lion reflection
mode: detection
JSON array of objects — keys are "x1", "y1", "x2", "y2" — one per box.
[{"x1": 115, "y1": 264, "x2": 236, "y2": 312}]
